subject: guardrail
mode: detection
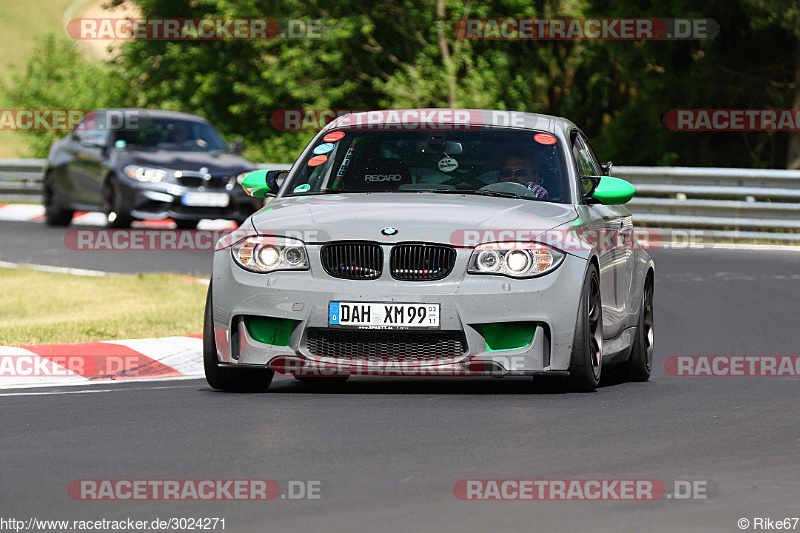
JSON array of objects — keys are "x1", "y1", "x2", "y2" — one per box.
[
  {"x1": 1, "y1": 160, "x2": 798, "y2": 242},
  {"x1": 615, "y1": 166, "x2": 800, "y2": 242},
  {"x1": 0, "y1": 159, "x2": 46, "y2": 203}
]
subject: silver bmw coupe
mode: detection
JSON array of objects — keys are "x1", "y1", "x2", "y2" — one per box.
[{"x1": 204, "y1": 110, "x2": 654, "y2": 392}]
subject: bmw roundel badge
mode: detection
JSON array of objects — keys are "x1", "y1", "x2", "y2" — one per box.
[{"x1": 381, "y1": 227, "x2": 398, "y2": 236}]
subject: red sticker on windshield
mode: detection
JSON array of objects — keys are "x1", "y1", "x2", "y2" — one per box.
[
  {"x1": 308, "y1": 155, "x2": 328, "y2": 166},
  {"x1": 323, "y1": 131, "x2": 345, "y2": 143},
  {"x1": 534, "y1": 133, "x2": 557, "y2": 145}
]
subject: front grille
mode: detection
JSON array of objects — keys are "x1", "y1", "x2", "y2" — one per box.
[
  {"x1": 390, "y1": 243, "x2": 456, "y2": 281},
  {"x1": 321, "y1": 242, "x2": 383, "y2": 280},
  {"x1": 306, "y1": 328, "x2": 466, "y2": 359},
  {"x1": 171, "y1": 205, "x2": 235, "y2": 217},
  {"x1": 175, "y1": 175, "x2": 230, "y2": 189}
]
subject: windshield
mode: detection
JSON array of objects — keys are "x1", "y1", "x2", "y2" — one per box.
[
  {"x1": 284, "y1": 129, "x2": 570, "y2": 203},
  {"x1": 114, "y1": 118, "x2": 228, "y2": 152}
]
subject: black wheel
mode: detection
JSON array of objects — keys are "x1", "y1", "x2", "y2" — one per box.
[
  {"x1": 175, "y1": 219, "x2": 199, "y2": 230},
  {"x1": 102, "y1": 179, "x2": 133, "y2": 228},
  {"x1": 43, "y1": 171, "x2": 74, "y2": 226},
  {"x1": 626, "y1": 275, "x2": 654, "y2": 382},
  {"x1": 203, "y1": 285, "x2": 273, "y2": 392},
  {"x1": 569, "y1": 263, "x2": 603, "y2": 392}
]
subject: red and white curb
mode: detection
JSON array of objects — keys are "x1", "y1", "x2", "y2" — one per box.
[
  {"x1": 0, "y1": 335, "x2": 204, "y2": 389},
  {"x1": 0, "y1": 203, "x2": 237, "y2": 230}
]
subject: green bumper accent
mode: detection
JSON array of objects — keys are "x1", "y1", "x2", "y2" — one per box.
[
  {"x1": 245, "y1": 316, "x2": 297, "y2": 346},
  {"x1": 480, "y1": 322, "x2": 537, "y2": 351}
]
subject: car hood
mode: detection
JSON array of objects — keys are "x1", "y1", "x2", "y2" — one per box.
[
  {"x1": 250, "y1": 193, "x2": 578, "y2": 245},
  {"x1": 112, "y1": 150, "x2": 254, "y2": 174}
]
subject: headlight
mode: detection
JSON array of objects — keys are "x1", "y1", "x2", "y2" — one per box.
[
  {"x1": 124, "y1": 165, "x2": 167, "y2": 183},
  {"x1": 468, "y1": 243, "x2": 565, "y2": 278},
  {"x1": 231, "y1": 236, "x2": 309, "y2": 273}
]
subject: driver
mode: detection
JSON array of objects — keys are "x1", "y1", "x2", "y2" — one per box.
[
  {"x1": 499, "y1": 155, "x2": 549, "y2": 200},
  {"x1": 167, "y1": 123, "x2": 190, "y2": 146}
]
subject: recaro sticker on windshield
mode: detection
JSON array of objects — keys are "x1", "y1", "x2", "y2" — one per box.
[
  {"x1": 293, "y1": 184, "x2": 311, "y2": 193},
  {"x1": 323, "y1": 131, "x2": 345, "y2": 143},
  {"x1": 534, "y1": 133, "x2": 558, "y2": 145},
  {"x1": 308, "y1": 155, "x2": 328, "y2": 166},
  {"x1": 313, "y1": 143, "x2": 335, "y2": 155},
  {"x1": 438, "y1": 156, "x2": 459, "y2": 172}
]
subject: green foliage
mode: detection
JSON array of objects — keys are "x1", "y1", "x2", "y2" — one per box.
[
  {"x1": 2, "y1": 0, "x2": 798, "y2": 166},
  {"x1": 0, "y1": 35, "x2": 130, "y2": 157}
]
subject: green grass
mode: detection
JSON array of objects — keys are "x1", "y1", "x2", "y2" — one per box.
[{"x1": 0, "y1": 268, "x2": 207, "y2": 345}]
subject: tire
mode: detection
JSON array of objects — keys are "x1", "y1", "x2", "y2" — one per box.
[
  {"x1": 569, "y1": 263, "x2": 603, "y2": 392},
  {"x1": 626, "y1": 275, "x2": 654, "y2": 382},
  {"x1": 175, "y1": 219, "x2": 199, "y2": 230},
  {"x1": 43, "y1": 171, "x2": 74, "y2": 226},
  {"x1": 203, "y1": 285, "x2": 273, "y2": 392},
  {"x1": 102, "y1": 179, "x2": 133, "y2": 229}
]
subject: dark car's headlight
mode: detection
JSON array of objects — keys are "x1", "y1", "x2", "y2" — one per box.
[
  {"x1": 232, "y1": 236, "x2": 309, "y2": 273},
  {"x1": 468, "y1": 242, "x2": 565, "y2": 278},
  {"x1": 124, "y1": 165, "x2": 167, "y2": 183}
]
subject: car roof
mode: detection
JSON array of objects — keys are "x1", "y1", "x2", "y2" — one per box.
[
  {"x1": 94, "y1": 108, "x2": 212, "y2": 123},
  {"x1": 320, "y1": 109, "x2": 578, "y2": 135}
]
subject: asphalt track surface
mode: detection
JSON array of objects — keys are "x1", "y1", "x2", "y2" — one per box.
[{"x1": 1, "y1": 218, "x2": 799, "y2": 532}]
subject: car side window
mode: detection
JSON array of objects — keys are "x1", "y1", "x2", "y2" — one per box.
[
  {"x1": 82, "y1": 124, "x2": 109, "y2": 145},
  {"x1": 578, "y1": 133, "x2": 603, "y2": 176},
  {"x1": 571, "y1": 132, "x2": 598, "y2": 176},
  {"x1": 70, "y1": 121, "x2": 86, "y2": 142}
]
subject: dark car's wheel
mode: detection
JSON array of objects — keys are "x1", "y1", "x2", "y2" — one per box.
[
  {"x1": 203, "y1": 285, "x2": 273, "y2": 392},
  {"x1": 569, "y1": 263, "x2": 603, "y2": 392},
  {"x1": 103, "y1": 179, "x2": 133, "y2": 229},
  {"x1": 626, "y1": 275, "x2": 654, "y2": 382},
  {"x1": 175, "y1": 219, "x2": 199, "y2": 230},
  {"x1": 43, "y1": 171, "x2": 74, "y2": 226}
]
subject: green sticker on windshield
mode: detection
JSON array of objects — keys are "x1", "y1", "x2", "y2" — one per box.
[{"x1": 293, "y1": 184, "x2": 311, "y2": 193}]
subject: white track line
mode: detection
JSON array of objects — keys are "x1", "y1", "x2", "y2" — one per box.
[{"x1": 0, "y1": 260, "x2": 115, "y2": 276}]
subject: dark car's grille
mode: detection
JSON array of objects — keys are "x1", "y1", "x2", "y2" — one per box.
[
  {"x1": 306, "y1": 329, "x2": 466, "y2": 359},
  {"x1": 175, "y1": 175, "x2": 231, "y2": 189},
  {"x1": 321, "y1": 243, "x2": 383, "y2": 280},
  {"x1": 390, "y1": 243, "x2": 456, "y2": 281}
]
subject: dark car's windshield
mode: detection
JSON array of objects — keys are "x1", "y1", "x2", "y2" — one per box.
[
  {"x1": 114, "y1": 118, "x2": 228, "y2": 152},
  {"x1": 285, "y1": 129, "x2": 570, "y2": 203}
]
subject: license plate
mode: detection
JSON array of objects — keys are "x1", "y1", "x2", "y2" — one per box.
[
  {"x1": 329, "y1": 302, "x2": 440, "y2": 329},
  {"x1": 181, "y1": 192, "x2": 230, "y2": 207}
]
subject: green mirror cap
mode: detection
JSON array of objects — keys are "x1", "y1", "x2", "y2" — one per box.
[
  {"x1": 241, "y1": 169, "x2": 272, "y2": 198},
  {"x1": 591, "y1": 176, "x2": 635, "y2": 205}
]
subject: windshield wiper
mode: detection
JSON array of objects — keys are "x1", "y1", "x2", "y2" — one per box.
[{"x1": 413, "y1": 189, "x2": 521, "y2": 199}]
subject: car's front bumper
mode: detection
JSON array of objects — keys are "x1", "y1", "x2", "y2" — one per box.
[
  {"x1": 118, "y1": 177, "x2": 260, "y2": 221},
  {"x1": 211, "y1": 245, "x2": 589, "y2": 375}
]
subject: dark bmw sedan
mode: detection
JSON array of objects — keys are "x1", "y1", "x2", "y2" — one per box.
[{"x1": 42, "y1": 109, "x2": 260, "y2": 228}]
